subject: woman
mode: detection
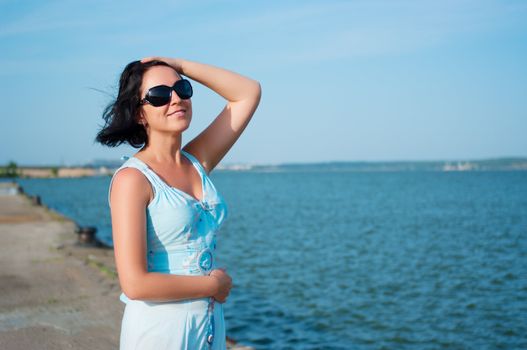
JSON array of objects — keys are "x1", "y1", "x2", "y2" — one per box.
[{"x1": 95, "y1": 57, "x2": 261, "y2": 349}]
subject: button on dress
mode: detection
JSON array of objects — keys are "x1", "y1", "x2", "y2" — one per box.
[{"x1": 107, "y1": 150, "x2": 229, "y2": 350}]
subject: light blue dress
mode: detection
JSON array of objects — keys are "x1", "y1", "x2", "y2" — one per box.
[{"x1": 107, "y1": 150, "x2": 228, "y2": 350}]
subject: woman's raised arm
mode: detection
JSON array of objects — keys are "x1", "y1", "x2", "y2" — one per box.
[{"x1": 141, "y1": 57, "x2": 262, "y2": 174}]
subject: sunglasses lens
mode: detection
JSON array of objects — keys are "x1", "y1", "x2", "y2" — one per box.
[
  {"x1": 144, "y1": 80, "x2": 193, "y2": 107},
  {"x1": 146, "y1": 86, "x2": 171, "y2": 107},
  {"x1": 174, "y1": 79, "x2": 193, "y2": 100}
]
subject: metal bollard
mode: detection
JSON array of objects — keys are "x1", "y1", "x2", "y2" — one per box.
[
  {"x1": 76, "y1": 226, "x2": 97, "y2": 245},
  {"x1": 31, "y1": 195, "x2": 41, "y2": 206}
]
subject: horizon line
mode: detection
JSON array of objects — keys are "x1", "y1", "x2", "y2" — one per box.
[{"x1": 4, "y1": 155, "x2": 527, "y2": 168}]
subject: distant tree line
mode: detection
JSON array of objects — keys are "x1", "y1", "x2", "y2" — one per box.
[{"x1": 0, "y1": 161, "x2": 19, "y2": 178}]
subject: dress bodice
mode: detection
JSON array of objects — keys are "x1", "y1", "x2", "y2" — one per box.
[{"x1": 107, "y1": 150, "x2": 228, "y2": 303}]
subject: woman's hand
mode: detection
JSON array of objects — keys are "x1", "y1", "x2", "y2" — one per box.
[
  {"x1": 209, "y1": 268, "x2": 232, "y2": 303},
  {"x1": 140, "y1": 56, "x2": 183, "y2": 74}
]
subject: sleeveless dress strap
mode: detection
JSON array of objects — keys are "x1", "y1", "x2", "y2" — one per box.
[
  {"x1": 108, "y1": 151, "x2": 207, "y2": 208},
  {"x1": 107, "y1": 156, "x2": 162, "y2": 208},
  {"x1": 181, "y1": 150, "x2": 208, "y2": 176}
]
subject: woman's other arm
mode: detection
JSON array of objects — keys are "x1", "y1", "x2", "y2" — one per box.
[{"x1": 110, "y1": 168, "x2": 231, "y2": 301}]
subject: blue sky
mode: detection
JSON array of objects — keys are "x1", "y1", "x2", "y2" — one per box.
[{"x1": 1, "y1": 0, "x2": 526, "y2": 166}]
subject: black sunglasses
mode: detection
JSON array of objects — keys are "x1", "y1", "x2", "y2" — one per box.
[{"x1": 139, "y1": 79, "x2": 193, "y2": 107}]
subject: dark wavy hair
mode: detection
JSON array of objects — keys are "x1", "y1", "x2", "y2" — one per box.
[{"x1": 95, "y1": 60, "x2": 176, "y2": 148}]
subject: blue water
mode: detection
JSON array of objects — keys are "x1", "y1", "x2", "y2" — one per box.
[{"x1": 11, "y1": 170, "x2": 527, "y2": 349}]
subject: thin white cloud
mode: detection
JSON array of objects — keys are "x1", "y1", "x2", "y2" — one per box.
[
  {"x1": 1, "y1": 0, "x2": 526, "y2": 70},
  {"x1": 240, "y1": 0, "x2": 527, "y2": 63}
]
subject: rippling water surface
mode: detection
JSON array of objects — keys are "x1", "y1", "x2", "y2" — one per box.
[{"x1": 14, "y1": 170, "x2": 527, "y2": 349}]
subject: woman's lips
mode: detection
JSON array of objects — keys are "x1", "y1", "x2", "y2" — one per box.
[{"x1": 168, "y1": 109, "x2": 186, "y2": 117}]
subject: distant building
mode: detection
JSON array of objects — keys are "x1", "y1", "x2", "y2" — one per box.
[{"x1": 442, "y1": 162, "x2": 479, "y2": 171}]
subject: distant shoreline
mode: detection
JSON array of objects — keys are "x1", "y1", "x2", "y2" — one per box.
[{"x1": 1, "y1": 157, "x2": 526, "y2": 178}]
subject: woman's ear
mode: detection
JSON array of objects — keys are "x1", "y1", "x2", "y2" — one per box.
[{"x1": 137, "y1": 110, "x2": 148, "y2": 127}]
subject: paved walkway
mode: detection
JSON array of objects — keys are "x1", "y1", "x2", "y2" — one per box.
[{"x1": 0, "y1": 184, "x2": 123, "y2": 349}]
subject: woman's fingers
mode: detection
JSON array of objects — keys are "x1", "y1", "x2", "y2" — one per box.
[
  {"x1": 140, "y1": 56, "x2": 170, "y2": 63},
  {"x1": 140, "y1": 56, "x2": 159, "y2": 63},
  {"x1": 139, "y1": 57, "x2": 183, "y2": 73}
]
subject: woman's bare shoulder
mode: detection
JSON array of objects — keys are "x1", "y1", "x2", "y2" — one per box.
[{"x1": 110, "y1": 167, "x2": 152, "y2": 206}]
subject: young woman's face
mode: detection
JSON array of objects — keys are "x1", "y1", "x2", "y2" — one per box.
[{"x1": 138, "y1": 65, "x2": 193, "y2": 134}]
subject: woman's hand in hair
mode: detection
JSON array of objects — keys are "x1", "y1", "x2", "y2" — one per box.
[{"x1": 140, "y1": 56, "x2": 183, "y2": 74}]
